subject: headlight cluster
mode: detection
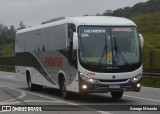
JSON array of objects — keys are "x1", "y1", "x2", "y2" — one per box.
[
  {"x1": 80, "y1": 73, "x2": 96, "y2": 83},
  {"x1": 131, "y1": 73, "x2": 142, "y2": 82}
]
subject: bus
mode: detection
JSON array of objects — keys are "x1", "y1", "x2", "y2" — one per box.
[{"x1": 15, "y1": 16, "x2": 144, "y2": 99}]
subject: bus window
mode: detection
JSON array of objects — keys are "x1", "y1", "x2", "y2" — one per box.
[
  {"x1": 67, "y1": 24, "x2": 76, "y2": 50},
  {"x1": 67, "y1": 24, "x2": 77, "y2": 68}
]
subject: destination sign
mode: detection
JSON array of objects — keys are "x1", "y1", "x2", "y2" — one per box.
[
  {"x1": 83, "y1": 29, "x2": 106, "y2": 34},
  {"x1": 112, "y1": 28, "x2": 132, "y2": 32}
]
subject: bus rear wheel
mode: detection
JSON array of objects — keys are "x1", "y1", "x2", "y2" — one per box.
[
  {"x1": 27, "y1": 72, "x2": 42, "y2": 91},
  {"x1": 111, "y1": 91, "x2": 123, "y2": 99}
]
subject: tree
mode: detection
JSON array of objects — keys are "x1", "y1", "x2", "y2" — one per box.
[
  {"x1": 0, "y1": 23, "x2": 16, "y2": 45},
  {"x1": 17, "y1": 21, "x2": 27, "y2": 30},
  {"x1": 10, "y1": 25, "x2": 16, "y2": 33},
  {"x1": 99, "y1": 0, "x2": 160, "y2": 17},
  {"x1": 103, "y1": 10, "x2": 113, "y2": 16}
]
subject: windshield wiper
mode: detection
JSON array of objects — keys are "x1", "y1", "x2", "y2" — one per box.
[
  {"x1": 98, "y1": 36, "x2": 107, "y2": 66},
  {"x1": 113, "y1": 36, "x2": 129, "y2": 65}
]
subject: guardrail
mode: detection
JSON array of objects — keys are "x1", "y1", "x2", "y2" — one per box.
[
  {"x1": 143, "y1": 72, "x2": 160, "y2": 84},
  {"x1": 143, "y1": 72, "x2": 160, "y2": 79},
  {"x1": 142, "y1": 72, "x2": 160, "y2": 85}
]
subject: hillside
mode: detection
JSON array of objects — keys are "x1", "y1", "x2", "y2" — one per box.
[
  {"x1": 130, "y1": 12, "x2": 160, "y2": 70},
  {"x1": 102, "y1": 0, "x2": 160, "y2": 17},
  {"x1": 131, "y1": 12, "x2": 160, "y2": 49}
]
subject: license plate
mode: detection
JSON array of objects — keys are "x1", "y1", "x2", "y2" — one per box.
[{"x1": 109, "y1": 85, "x2": 120, "y2": 89}]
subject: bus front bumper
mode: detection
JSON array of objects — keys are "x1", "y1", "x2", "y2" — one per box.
[{"x1": 79, "y1": 75, "x2": 141, "y2": 93}]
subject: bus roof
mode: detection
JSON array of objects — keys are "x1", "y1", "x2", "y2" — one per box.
[{"x1": 17, "y1": 16, "x2": 136, "y2": 34}]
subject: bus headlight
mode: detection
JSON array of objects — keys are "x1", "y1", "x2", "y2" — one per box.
[
  {"x1": 131, "y1": 74, "x2": 142, "y2": 82},
  {"x1": 80, "y1": 73, "x2": 96, "y2": 83}
]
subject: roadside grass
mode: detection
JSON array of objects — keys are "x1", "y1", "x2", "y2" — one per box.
[
  {"x1": 0, "y1": 67, "x2": 15, "y2": 72},
  {"x1": 1, "y1": 43, "x2": 15, "y2": 57},
  {"x1": 142, "y1": 77, "x2": 160, "y2": 88}
]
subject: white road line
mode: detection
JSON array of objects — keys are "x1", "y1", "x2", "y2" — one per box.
[
  {"x1": 24, "y1": 91, "x2": 111, "y2": 114},
  {"x1": 99, "y1": 111, "x2": 112, "y2": 114},
  {"x1": 0, "y1": 100, "x2": 66, "y2": 105},
  {"x1": 0, "y1": 85, "x2": 111, "y2": 114},
  {"x1": 0, "y1": 101, "x2": 20, "y2": 105},
  {"x1": 124, "y1": 95, "x2": 160, "y2": 102},
  {"x1": 5, "y1": 76, "x2": 15, "y2": 79},
  {"x1": 24, "y1": 90, "x2": 76, "y2": 105},
  {"x1": 24, "y1": 100, "x2": 67, "y2": 103},
  {"x1": 0, "y1": 71, "x2": 15, "y2": 75},
  {"x1": 0, "y1": 85, "x2": 26, "y2": 104},
  {"x1": 0, "y1": 75, "x2": 17, "y2": 81}
]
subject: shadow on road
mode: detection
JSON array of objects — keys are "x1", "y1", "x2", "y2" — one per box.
[{"x1": 21, "y1": 87, "x2": 132, "y2": 104}]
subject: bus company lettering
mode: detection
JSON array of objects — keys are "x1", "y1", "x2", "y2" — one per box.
[
  {"x1": 112, "y1": 28, "x2": 132, "y2": 32},
  {"x1": 44, "y1": 57, "x2": 63, "y2": 67}
]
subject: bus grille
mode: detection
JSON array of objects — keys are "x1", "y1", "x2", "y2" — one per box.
[{"x1": 98, "y1": 79, "x2": 128, "y2": 83}]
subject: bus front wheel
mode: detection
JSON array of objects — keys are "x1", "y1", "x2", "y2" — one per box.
[
  {"x1": 60, "y1": 77, "x2": 70, "y2": 99},
  {"x1": 111, "y1": 91, "x2": 123, "y2": 99}
]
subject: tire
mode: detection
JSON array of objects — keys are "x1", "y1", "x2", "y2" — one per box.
[
  {"x1": 60, "y1": 77, "x2": 70, "y2": 99},
  {"x1": 111, "y1": 91, "x2": 123, "y2": 99},
  {"x1": 34, "y1": 84, "x2": 43, "y2": 91},
  {"x1": 27, "y1": 73, "x2": 42, "y2": 91}
]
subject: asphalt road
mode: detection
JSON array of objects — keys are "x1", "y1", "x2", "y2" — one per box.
[{"x1": 0, "y1": 71, "x2": 160, "y2": 114}]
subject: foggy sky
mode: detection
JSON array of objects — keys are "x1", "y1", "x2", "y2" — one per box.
[{"x1": 0, "y1": 0, "x2": 148, "y2": 28}]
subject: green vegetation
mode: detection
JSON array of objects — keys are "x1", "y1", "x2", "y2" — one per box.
[
  {"x1": 130, "y1": 12, "x2": 160, "y2": 70},
  {"x1": 0, "y1": 21, "x2": 27, "y2": 46},
  {"x1": 0, "y1": 24, "x2": 16, "y2": 45},
  {"x1": 131, "y1": 13, "x2": 160, "y2": 34},
  {"x1": 1, "y1": 43, "x2": 15, "y2": 57},
  {"x1": 101, "y1": 0, "x2": 160, "y2": 18},
  {"x1": 0, "y1": 66, "x2": 15, "y2": 72},
  {"x1": 0, "y1": 21, "x2": 26, "y2": 73}
]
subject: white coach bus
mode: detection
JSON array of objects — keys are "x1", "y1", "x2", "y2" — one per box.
[{"x1": 15, "y1": 16, "x2": 144, "y2": 99}]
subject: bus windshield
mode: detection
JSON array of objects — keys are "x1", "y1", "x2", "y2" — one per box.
[{"x1": 78, "y1": 26, "x2": 140, "y2": 66}]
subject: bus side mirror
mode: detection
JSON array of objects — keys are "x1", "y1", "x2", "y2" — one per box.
[
  {"x1": 73, "y1": 32, "x2": 79, "y2": 50},
  {"x1": 139, "y1": 34, "x2": 144, "y2": 49}
]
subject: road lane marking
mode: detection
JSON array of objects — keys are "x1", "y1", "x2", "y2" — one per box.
[
  {"x1": 0, "y1": 75, "x2": 17, "y2": 81},
  {"x1": 0, "y1": 84, "x2": 73, "y2": 105},
  {"x1": 0, "y1": 101, "x2": 20, "y2": 105},
  {"x1": 0, "y1": 100, "x2": 68, "y2": 105},
  {"x1": 0, "y1": 85, "x2": 26, "y2": 104},
  {"x1": 24, "y1": 91, "x2": 111, "y2": 114},
  {"x1": 124, "y1": 95, "x2": 160, "y2": 102},
  {"x1": 5, "y1": 76, "x2": 15, "y2": 79},
  {"x1": 24, "y1": 100, "x2": 67, "y2": 103},
  {"x1": 0, "y1": 85, "x2": 111, "y2": 114},
  {"x1": 0, "y1": 71, "x2": 15, "y2": 75}
]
